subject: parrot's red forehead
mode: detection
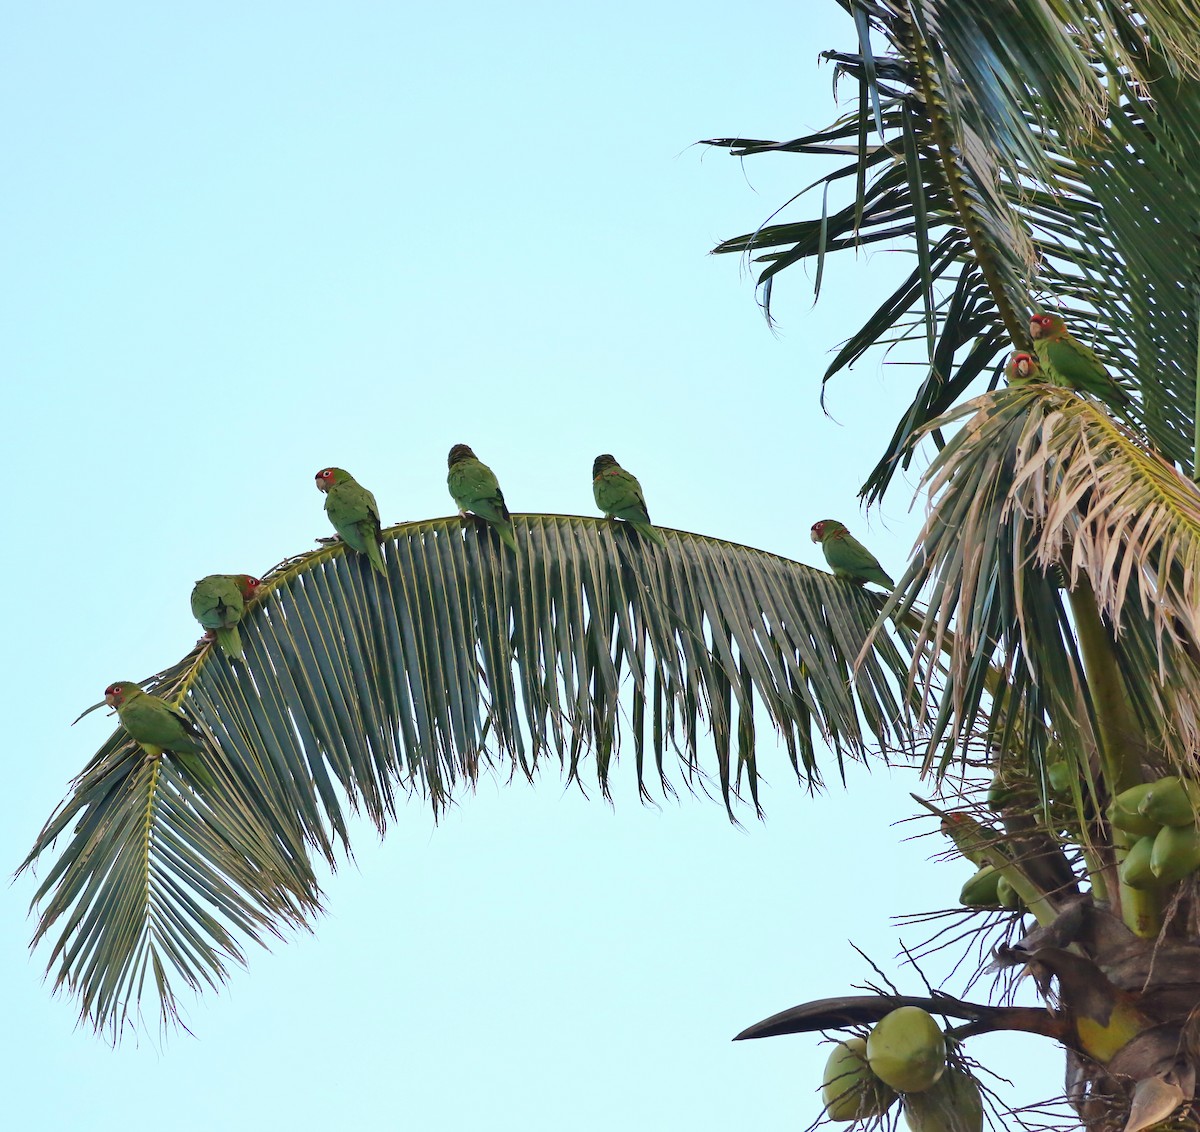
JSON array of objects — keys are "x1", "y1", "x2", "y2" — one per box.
[{"x1": 1029, "y1": 313, "x2": 1061, "y2": 336}]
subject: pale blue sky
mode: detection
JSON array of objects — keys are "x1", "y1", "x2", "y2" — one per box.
[{"x1": 3, "y1": 3, "x2": 1061, "y2": 1127}]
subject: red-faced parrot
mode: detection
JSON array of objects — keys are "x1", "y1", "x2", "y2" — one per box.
[
  {"x1": 1028, "y1": 313, "x2": 1130, "y2": 410},
  {"x1": 103, "y1": 681, "x2": 214, "y2": 787},
  {"x1": 190, "y1": 574, "x2": 261, "y2": 659},
  {"x1": 315, "y1": 466, "x2": 386, "y2": 574},
  {"x1": 447, "y1": 444, "x2": 518, "y2": 552},
  {"x1": 1006, "y1": 351, "x2": 1042, "y2": 385},
  {"x1": 810, "y1": 519, "x2": 894, "y2": 588},
  {"x1": 592, "y1": 454, "x2": 665, "y2": 546}
]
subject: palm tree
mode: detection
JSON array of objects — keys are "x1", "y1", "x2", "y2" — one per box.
[
  {"x1": 700, "y1": 2, "x2": 1200, "y2": 1128},
  {"x1": 18, "y1": 2, "x2": 1200, "y2": 1130}
]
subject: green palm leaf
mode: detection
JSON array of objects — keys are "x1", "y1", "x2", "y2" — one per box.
[
  {"x1": 23, "y1": 515, "x2": 918, "y2": 1035},
  {"x1": 886, "y1": 385, "x2": 1200, "y2": 777},
  {"x1": 706, "y1": 0, "x2": 1200, "y2": 498},
  {"x1": 19, "y1": 721, "x2": 323, "y2": 1039}
]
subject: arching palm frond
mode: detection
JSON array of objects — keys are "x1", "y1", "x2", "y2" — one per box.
[
  {"x1": 22, "y1": 516, "x2": 919, "y2": 1036},
  {"x1": 706, "y1": 0, "x2": 1200, "y2": 499},
  {"x1": 19, "y1": 718, "x2": 323, "y2": 1041}
]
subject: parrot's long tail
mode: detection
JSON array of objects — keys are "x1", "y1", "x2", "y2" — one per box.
[
  {"x1": 1103, "y1": 382, "x2": 1131, "y2": 410},
  {"x1": 631, "y1": 519, "x2": 666, "y2": 548},
  {"x1": 172, "y1": 749, "x2": 217, "y2": 792},
  {"x1": 365, "y1": 537, "x2": 387, "y2": 575},
  {"x1": 216, "y1": 624, "x2": 244, "y2": 660},
  {"x1": 494, "y1": 518, "x2": 519, "y2": 553}
]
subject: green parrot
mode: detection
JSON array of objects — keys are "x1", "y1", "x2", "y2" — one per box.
[
  {"x1": 446, "y1": 443, "x2": 519, "y2": 552},
  {"x1": 1029, "y1": 313, "x2": 1130, "y2": 410},
  {"x1": 1005, "y1": 351, "x2": 1042, "y2": 385},
  {"x1": 103, "y1": 680, "x2": 214, "y2": 787},
  {"x1": 810, "y1": 519, "x2": 894, "y2": 588},
  {"x1": 190, "y1": 574, "x2": 262, "y2": 659},
  {"x1": 592, "y1": 454, "x2": 665, "y2": 546},
  {"x1": 315, "y1": 466, "x2": 386, "y2": 574}
]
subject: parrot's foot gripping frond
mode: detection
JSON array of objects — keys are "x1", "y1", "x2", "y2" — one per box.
[{"x1": 316, "y1": 535, "x2": 342, "y2": 546}]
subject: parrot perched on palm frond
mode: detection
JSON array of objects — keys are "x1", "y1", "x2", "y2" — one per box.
[
  {"x1": 103, "y1": 681, "x2": 213, "y2": 787},
  {"x1": 592, "y1": 454, "x2": 665, "y2": 546},
  {"x1": 1006, "y1": 351, "x2": 1043, "y2": 385},
  {"x1": 810, "y1": 519, "x2": 894, "y2": 589},
  {"x1": 315, "y1": 467, "x2": 386, "y2": 574},
  {"x1": 447, "y1": 444, "x2": 518, "y2": 552},
  {"x1": 190, "y1": 574, "x2": 261, "y2": 659},
  {"x1": 1028, "y1": 313, "x2": 1130, "y2": 410}
]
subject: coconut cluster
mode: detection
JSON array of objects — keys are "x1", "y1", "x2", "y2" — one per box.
[
  {"x1": 958, "y1": 863, "x2": 1020, "y2": 911},
  {"x1": 1110, "y1": 777, "x2": 1200, "y2": 888},
  {"x1": 821, "y1": 1007, "x2": 982, "y2": 1132}
]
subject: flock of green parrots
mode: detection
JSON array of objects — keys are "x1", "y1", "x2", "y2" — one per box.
[
  {"x1": 92, "y1": 311, "x2": 1119, "y2": 774},
  {"x1": 92, "y1": 447, "x2": 680, "y2": 765},
  {"x1": 1010, "y1": 311, "x2": 1129, "y2": 411}
]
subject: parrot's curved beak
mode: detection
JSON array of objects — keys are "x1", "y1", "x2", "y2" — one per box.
[
  {"x1": 809, "y1": 526, "x2": 821, "y2": 543},
  {"x1": 315, "y1": 477, "x2": 330, "y2": 493}
]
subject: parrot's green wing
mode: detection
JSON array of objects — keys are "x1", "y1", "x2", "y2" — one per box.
[
  {"x1": 593, "y1": 467, "x2": 665, "y2": 546},
  {"x1": 190, "y1": 576, "x2": 243, "y2": 629},
  {"x1": 119, "y1": 695, "x2": 201, "y2": 753},
  {"x1": 119, "y1": 692, "x2": 215, "y2": 788},
  {"x1": 1036, "y1": 335, "x2": 1129, "y2": 409},
  {"x1": 823, "y1": 530, "x2": 895, "y2": 588},
  {"x1": 190, "y1": 575, "x2": 247, "y2": 658},
  {"x1": 448, "y1": 457, "x2": 518, "y2": 552},
  {"x1": 325, "y1": 481, "x2": 386, "y2": 573}
]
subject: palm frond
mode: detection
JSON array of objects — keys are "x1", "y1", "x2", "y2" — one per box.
[
  {"x1": 23, "y1": 515, "x2": 919, "y2": 1035},
  {"x1": 887, "y1": 386, "x2": 1200, "y2": 776},
  {"x1": 1014, "y1": 389, "x2": 1200, "y2": 760},
  {"x1": 19, "y1": 723, "x2": 322, "y2": 1039},
  {"x1": 706, "y1": 0, "x2": 1200, "y2": 499}
]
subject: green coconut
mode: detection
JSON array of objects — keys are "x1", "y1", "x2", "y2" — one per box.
[
  {"x1": 902, "y1": 1067, "x2": 984, "y2": 1132},
  {"x1": 958, "y1": 866, "x2": 1003, "y2": 908},
  {"x1": 1150, "y1": 823, "x2": 1200, "y2": 884},
  {"x1": 1139, "y1": 777, "x2": 1200, "y2": 828},
  {"x1": 822, "y1": 1037, "x2": 898, "y2": 1122},
  {"x1": 1119, "y1": 835, "x2": 1160, "y2": 890},
  {"x1": 866, "y1": 1008, "x2": 947, "y2": 1094},
  {"x1": 1108, "y1": 783, "x2": 1161, "y2": 837},
  {"x1": 986, "y1": 774, "x2": 1019, "y2": 811}
]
